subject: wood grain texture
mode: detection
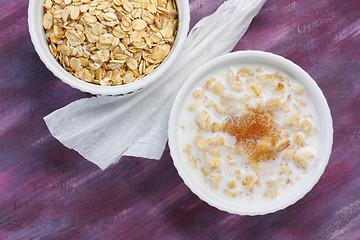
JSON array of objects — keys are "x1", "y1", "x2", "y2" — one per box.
[{"x1": 0, "y1": 0, "x2": 359, "y2": 239}]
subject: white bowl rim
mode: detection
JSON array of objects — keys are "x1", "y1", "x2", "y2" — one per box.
[
  {"x1": 28, "y1": 0, "x2": 190, "y2": 96},
  {"x1": 168, "y1": 50, "x2": 333, "y2": 216}
]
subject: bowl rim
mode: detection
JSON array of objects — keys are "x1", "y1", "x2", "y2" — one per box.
[
  {"x1": 168, "y1": 50, "x2": 333, "y2": 216},
  {"x1": 28, "y1": 0, "x2": 190, "y2": 96}
]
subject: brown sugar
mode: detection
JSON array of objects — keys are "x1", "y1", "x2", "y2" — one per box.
[{"x1": 222, "y1": 108, "x2": 280, "y2": 171}]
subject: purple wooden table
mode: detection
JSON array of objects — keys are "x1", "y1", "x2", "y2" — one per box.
[{"x1": 1, "y1": 0, "x2": 359, "y2": 239}]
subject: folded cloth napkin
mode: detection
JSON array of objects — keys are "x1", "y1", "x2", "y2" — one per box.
[{"x1": 44, "y1": 0, "x2": 267, "y2": 170}]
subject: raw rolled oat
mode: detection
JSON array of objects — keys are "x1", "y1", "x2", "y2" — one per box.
[{"x1": 43, "y1": 0, "x2": 178, "y2": 86}]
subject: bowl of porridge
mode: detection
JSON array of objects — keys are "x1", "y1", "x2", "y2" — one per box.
[
  {"x1": 168, "y1": 51, "x2": 333, "y2": 215},
  {"x1": 28, "y1": 0, "x2": 189, "y2": 96}
]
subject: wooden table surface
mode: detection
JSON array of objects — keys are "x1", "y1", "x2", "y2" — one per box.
[{"x1": 0, "y1": 0, "x2": 359, "y2": 239}]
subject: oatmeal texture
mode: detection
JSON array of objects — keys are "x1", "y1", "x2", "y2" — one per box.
[
  {"x1": 43, "y1": 0, "x2": 178, "y2": 86},
  {"x1": 181, "y1": 66, "x2": 318, "y2": 200}
]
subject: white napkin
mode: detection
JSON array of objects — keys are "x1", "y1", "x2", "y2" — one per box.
[{"x1": 44, "y1": 0, "x2": 267, "y2": 170}]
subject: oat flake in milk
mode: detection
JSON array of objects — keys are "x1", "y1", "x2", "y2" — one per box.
[{"x1": 179, "y1": 64, "x2": 320, "y2": 203}]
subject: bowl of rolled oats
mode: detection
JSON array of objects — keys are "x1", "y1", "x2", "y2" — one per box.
[
  {"x1": 28, "y1": 0, "x2": 189, "y2": 95},
  {"x1": 168, "y1": 51, "x2": 333, "y2": 215}
]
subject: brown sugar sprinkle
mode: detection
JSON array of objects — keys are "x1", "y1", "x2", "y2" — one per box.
[{"x1": 222, "y1": 108, "x2": 281, "y2": 171}]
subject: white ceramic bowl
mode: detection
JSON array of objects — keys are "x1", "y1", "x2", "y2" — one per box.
[
  {"x1": 168, "y1": 51, "x2": 333, "y2": 215},
  {"x1": 28, "y1": 0, "x2": 189, "y2": 96}
]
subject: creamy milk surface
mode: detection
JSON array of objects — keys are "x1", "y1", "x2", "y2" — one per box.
[{"x1": 178, "y1": 64, "x2": 320, "y2": 204}]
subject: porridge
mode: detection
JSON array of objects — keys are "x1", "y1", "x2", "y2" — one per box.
[
  {"x1": 179, "y1": 65, "x2": 319, "y2": 202},
  {"x1": 43, "y1": 0, "x2": 178, "y2": 86}
]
